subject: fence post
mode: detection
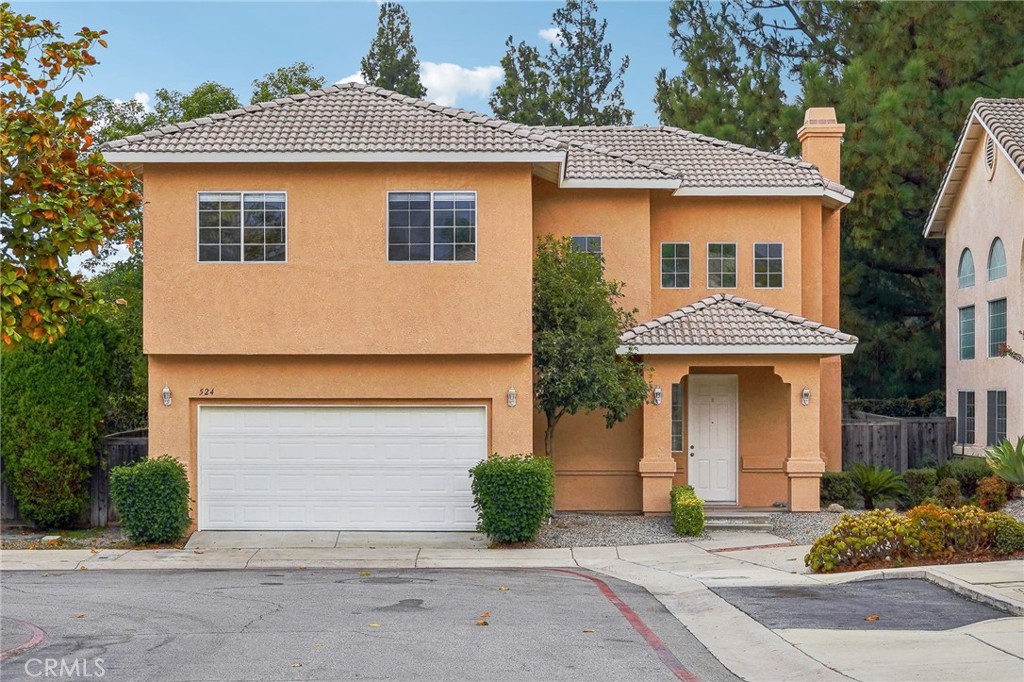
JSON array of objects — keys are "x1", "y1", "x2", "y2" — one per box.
[{"x1": 899, "y1": 419, "x2": 909, "y2": 473}]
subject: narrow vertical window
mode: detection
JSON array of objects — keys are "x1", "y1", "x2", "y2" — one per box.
[
  {"x1": 988, "y1": 298, "x2": 1007, "y2": 357},
  {"x1": 957, "y1": 391, "x2": 975, "y2": 444},
  {"x1": 753, "y1": 242, "x2": 783, "y2": 289},
  {"x1": 957, "y1": 249, "x2": 975, "y2": 288},
  {"x1": 988, "y1": 238, "x2": 1007, "y2": 280},
  {"x1": 958, "y1": 306, "x2": 975, "y2": 360},
  {"x1": 707, "y1": 243, "x2": 737, "y2": 288},
  {"x1": 671, "y1": 383, "x2": 683, "y2": 452},
  {"x1": 986, "y1": 390, "x2": 1007, "y2": 445},
  {"x1": 661, "y1": 243, "x2": 690, "y2": 288}
]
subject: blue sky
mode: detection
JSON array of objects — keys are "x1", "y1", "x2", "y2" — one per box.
[{"x1": 14, "y1": 0, "x2": 679, "y2": 125}]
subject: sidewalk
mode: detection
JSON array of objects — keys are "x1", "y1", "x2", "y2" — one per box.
[{"x1": 3, "y1": 532, "x2": 1022, "y2": 682}]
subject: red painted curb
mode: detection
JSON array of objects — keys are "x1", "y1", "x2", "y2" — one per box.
[
  {"x1": 551, "y1": 568, "x2": 701, "y2": 682},
  {"x1": 0, "y1": 617, "x2": 47, "y2": 662}
]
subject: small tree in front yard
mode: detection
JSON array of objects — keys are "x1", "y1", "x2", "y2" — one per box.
[{"x1": 533, "y1": 235, "x2": 649, "y2": 457}]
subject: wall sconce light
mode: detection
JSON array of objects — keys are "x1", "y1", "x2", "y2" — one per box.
[
  {"x1": 801, "y1": 386, "x2": 811, "y2": 407},
  {"x1": 161, "y1": 385, "x2": 173, "y2": 407},
  {"x1": 652, "y1": 386, "x2": 663, "y2": 406},
  {"x1": 507, "y1": 386, "x2": 517, "y2": 408}
]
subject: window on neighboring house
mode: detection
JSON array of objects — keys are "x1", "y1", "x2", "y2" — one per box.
[
  {"x1": 959, "y1": 306, "x2": 975, "y2": 360},
  {"x1": 571, "y1": 235, "x2": 603, "y2": 258},
  {"x1": 671, "y1": 383, "x2": 683, "y2": 452},
  {"x1": 707, "y1": 242, "x2": 737, "y2": 288},
  {"x1": 957, "y1": 391, "x2": 975, "y2": 444},
  {"x1": 661, "y1": 243, "x2": 690, "y2": 288},
  {"x1": 988, "y1": 298, "x2": 1007, "y2": 357},
  {"x1": 198, "y1": 192, "x2": 286, "y2": 262},
  {"x1": 988, "y1": 238, "x2": 1007, "y2": 280},
  {"x1": 987, "y1": 390, "x2": 1007, "y2": 445},
  {"x1": 957, "y1": 248, "x2": 975, "y2": 288},
  {"x1": 753, "y1": 242, "x2": 784, "y2": 289},
  {"x1": 387, "y1": 191, "x2": 476, "y2": 262}
]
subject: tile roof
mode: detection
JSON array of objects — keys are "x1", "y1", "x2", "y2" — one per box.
[
  {"x1": 620, "y1": 294, "x2": 857, "y2": 349},
  {"x1": 100, "y1": 82, "x2": 851, "y2": 198},
  {"x1": 974, "y1": 98, "x2": 1024, "y2": 175},
  {"x1": 923, "y1": 97, "x2": 1024, "y2": 237}
]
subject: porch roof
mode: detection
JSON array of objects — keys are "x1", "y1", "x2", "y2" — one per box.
[{"x1": 618, "y1": 294, "x2": 858, "y2": 356}]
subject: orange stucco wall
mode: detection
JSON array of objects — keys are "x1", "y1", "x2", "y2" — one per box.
[
  {"x1": 149, "y1": 354, "x2": 534, "y2": 507},
  {"x1": 142, "y1": 163, "x2": 534, "y2": 356}
]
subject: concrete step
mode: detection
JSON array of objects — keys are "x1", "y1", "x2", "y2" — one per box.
[
  {"x1": 703, "y1": 510, "x2": 775, "y2": 533},
  {"x1": 703, "y1": 520, "x2": 774, "y2": 532}
]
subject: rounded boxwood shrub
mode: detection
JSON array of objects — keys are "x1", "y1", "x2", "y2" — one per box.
[
  {"x1": 670, "y1": 485, "x2": 705, "y2": 536},
  {"x1": 820, "y1": 471, "x2": 856, "y2": 508},
  {"x1": 902, "y1": 468, "x2": 938, "y2": 509},
  {"x1": 991, "y1": 513, "x2": 1024, "y2": 555},
  {"x1": 469, "y1": 454, "x2": 554, "y2": 544},
  {"x1": 936, "y1": 477, "x2": 962, "y2": 507},
  {"x1": 110, "y1": 456, "x2": 191, "y2": 544},
  {"x1": 945, "y1": 457, "x2": 992, "y2": 498}
]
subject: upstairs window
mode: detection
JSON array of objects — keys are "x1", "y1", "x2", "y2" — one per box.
[
  {"x1": 988, "y1": 298, "x2": 1007, "y2": 357},
  {"x1": 198, "y1": 192, "x2": 286, "y2": 262},
  {"x1": 387, "y1": 191, "x2": 476, "y2": 262},
  {"x1": 753, "y1": 242, "x2": 784, "y2": 289},
  {"x1": 661, "y1": 243, "x2": 690, "y2": 288},
  {"x1": 959, "y1": 306, "x2": 975, "y2": 360},
  {"x1": 707, "y1": 243, "x2": 737, "y2": 288},
  {"x1": 571, "y1": 235, "x2": 603, "y2": 258},
  {"x1": 957, "y1": 248, "x2": 975, "y2": 288},
  {"x1": 988, "y1": 238, "x2": 1007, "y2": 280}
]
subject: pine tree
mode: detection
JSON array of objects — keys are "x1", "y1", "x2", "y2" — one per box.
[
  {"x1": 490, "y1": 0, "x2": 632, "y2": 125},
  {"x1": 360, "y1": 2, "x2": 426, "y2": 98}
]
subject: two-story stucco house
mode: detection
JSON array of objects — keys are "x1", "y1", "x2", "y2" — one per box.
[
  {"x1": 924, "y1": 98, "x2": 1024, "y2": 456},
  {"x1": 101, "y1": 84, "x2": 857, "y2": 531}
]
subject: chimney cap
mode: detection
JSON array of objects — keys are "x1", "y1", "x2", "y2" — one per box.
[
  {"x1": 798, "y1": 107, "x2": 844, "y2": 142},
  {"x1": 803, "y1": 107, "x2": 838, "y2": 126}
]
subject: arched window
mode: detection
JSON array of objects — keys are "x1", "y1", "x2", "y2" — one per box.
[
  {"x1": 988, "y1": 238, "x2": 1007, "y2": 280},
  {"x1": 957, "y1": 249, "x2": 975, "y2": 288}
]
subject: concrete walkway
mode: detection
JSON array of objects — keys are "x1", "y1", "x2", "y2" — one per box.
[{"x1": 3, "y1": 532, "x2": 1022, "y2": 682}]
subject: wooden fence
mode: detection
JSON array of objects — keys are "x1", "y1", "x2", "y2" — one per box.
[
  {"x1": 842, "y1": 413, "x2": 956, "y2": 472},
  {"x1": 1, "y1": 429, "x2": 148, "y2": 528}
]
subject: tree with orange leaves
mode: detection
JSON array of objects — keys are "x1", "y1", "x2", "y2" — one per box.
[{"x1": 1, "y1": 3, "x2": 141, "y2": 345}]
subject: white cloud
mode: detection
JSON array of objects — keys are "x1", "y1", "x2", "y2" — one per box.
[
  {"x1": 335, "y1": 71, "x2": 365, "y2": 85},
  {"x1": 538, "y1": 28, "x2": 562, "y2": 45},
  {"x1": 419, "y1": 62, "x2": 502, "y2": 107},
  {"x1": 111, "y1": 91, "x2": 153, "y2": 112}
]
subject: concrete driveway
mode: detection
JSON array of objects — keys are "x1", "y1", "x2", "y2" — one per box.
[{"x1": 0, "y1": 568, "x2": 737, "y2": 682}]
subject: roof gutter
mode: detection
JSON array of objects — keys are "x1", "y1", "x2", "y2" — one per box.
[{"x1": 617, "y1": 343, "x2": 857, "y2": 356}]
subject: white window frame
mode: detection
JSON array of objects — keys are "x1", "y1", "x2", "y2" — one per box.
[
  {"x1": 988, "y1": 298, "x2": 1007, "y2": 358},
  {"x1": 959, "y1": 305, "x2": 975, "y2": 360},
  {"x1": 660, "y1": 242, "x2": 691, "y2": 289},
  {"x1": 386, "y1": 190, "x2": 478, "y2": 264},
  {"x1": 752, "y1": 242, "x2": 784, "y2": 289},
  {"x1": 196, "y1": 191, "x2": 288, "y2": 264},
  {"x1": 957, "y1": 248, "x2": 975, "y2": 288},
  {"x1": 957, "y1": 390, "x2": 975, "y2": 445},
  {"x1": 571, "y1": 234, "x2": 603, "y2": 258},
  {"x1": 707, "y1": 242, "x2": 738, "y2": 289}
]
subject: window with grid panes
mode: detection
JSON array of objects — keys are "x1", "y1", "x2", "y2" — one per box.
[{"x1": 198, "y1": 192, "x2": 286, "y2": 262}]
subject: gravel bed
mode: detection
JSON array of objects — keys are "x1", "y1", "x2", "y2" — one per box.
[
  {"x1": 528, "y1": 512, "x2": 709, "y2": 548},
  {"x1": 1003, "y1": 499, "x2": 1024, "y2": 522},
  {"x1": 771, "y1": 510, "x2": 866, "y2": 546},
  {"x1": 0, "y1": 526, "x2": 128, "y2": 550}
]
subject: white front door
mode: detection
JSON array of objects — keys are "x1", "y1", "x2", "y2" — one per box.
[
  {"x1": 197, "y1": 405, "x2": 487, "y2": 531},
  {"x1": 687, "y1": 375, "x2": 738, "y2": 503}
]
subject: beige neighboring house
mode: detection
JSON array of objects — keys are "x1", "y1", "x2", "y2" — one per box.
[{"x1": 924, "y1": 98, "x2": 1024, "y2": 456}]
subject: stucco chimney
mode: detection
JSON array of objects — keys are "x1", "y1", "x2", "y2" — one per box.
[{"x1": 797, "y1": 107, "x2": 845, "y2": 183}]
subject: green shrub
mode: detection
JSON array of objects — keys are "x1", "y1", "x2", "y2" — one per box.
[
  {"x1": 469, "y1": 454, "x2": 554, "y2": 544},
  {"x1": 946, "y1": 457, "x2": 992, "y2": 497},
  {"x1": 991, "y1": 513, "x2": 1024, "y2": 555},
  {"x1": 919, "y1": 495, "x2": 942, "y2": 507},
  {"x1": 0, "y1": 318, "x2": 118, "y2": 527},
  {"x1": 976, "y1": 476, "x2": 1009, "y2": 512},
  {"x1": 902, "y1": 468, "x2": 938, "y2": 508},
  {"x1": 985, "y1": 437, "x2": 1024, "y2": 487},
  {"x1": 670, "y1": 485, "x2": 705, "y2": 536},
  {"x1": 936, "y1": 477, "x2": 962, "y2": 507},
  {"x1": 844, "y1": 390, "x2": 945, "y2": 418},
  {"x1": 805, "y1": 509, "x2": 916, "y2": 572},
  {"x1": 820, "y1": 471, "x2": 856, "y2": 508},
  {"x1": 848, "y1": 463, "x2": 908, "y2": 510},
  {"x1": 110, "y1": 456, "x2": 191, "y2": 544}
]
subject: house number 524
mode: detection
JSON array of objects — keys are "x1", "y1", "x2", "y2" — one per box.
[{"x1": 199, "y1": 388, "x2": 215, "y2": 396}]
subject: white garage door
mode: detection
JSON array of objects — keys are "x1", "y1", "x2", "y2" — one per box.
[{"x1": 198, "y1": 405, "x2": 486, "y2": 531}]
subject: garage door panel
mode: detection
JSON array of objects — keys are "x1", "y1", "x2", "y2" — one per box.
[{"x1": 199, "y1": 406, "x2": 486, "y2": 530}]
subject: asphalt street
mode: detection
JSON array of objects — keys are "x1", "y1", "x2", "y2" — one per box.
[{"x1": 0, "y1": 568, "x2": 738, "y2": 682}]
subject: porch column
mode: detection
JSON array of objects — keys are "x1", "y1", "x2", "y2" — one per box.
[
  {"x1": 779, "y1": 361, "x2": 824, "y2": 512},
  {"x1": 638, "y1": 361, "x2": 679, "y2": 513}
]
